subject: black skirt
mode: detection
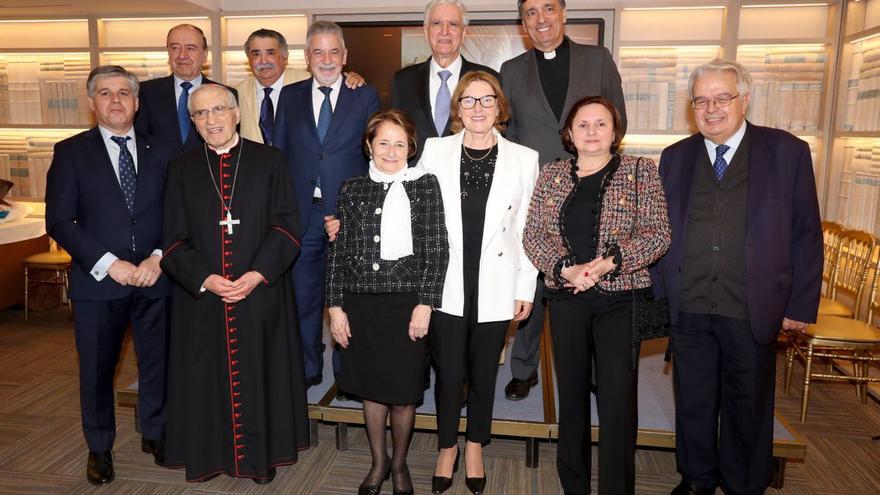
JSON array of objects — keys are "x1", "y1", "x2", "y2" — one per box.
[{"x1": 338, "y1": 291, "x2": 428, "y2": 405}]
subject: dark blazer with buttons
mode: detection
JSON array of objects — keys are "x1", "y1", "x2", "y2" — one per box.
[
  {"x1": 273, "y1": 75, "x2": 380, "y2": 230},
  {"x1": 135, "y1": 75, "x2": 237, "y2": 155},
  {"x1": 650, "y1": 122, "x2": 823, "y2": 344},
  {"x1": 391, "y1": 56, "x2": 499, "y2": 163},
  {"x1": 45, "y1": 127, "x2": 173, "y2": 300},
  {"x1": 325, "y1": 173, "x2": 449, "y2": 308}
]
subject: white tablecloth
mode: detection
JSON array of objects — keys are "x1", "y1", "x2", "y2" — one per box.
[{"x1": 0, "y1": 217, "x2": 46, "y2": 245}]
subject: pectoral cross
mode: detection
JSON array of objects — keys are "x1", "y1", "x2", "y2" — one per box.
[{"x1": 219, "y1": 210, "x2": 240, "y2": 235}]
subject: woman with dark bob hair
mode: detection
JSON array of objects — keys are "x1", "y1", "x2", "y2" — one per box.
[
  {"x1": 523, "y1": 96, "x2": 671, "y2": 494},
  {"x1": 325, "y1": 109, "x2": 449, "y2": 495}
]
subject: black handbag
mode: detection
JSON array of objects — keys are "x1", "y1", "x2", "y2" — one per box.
[{"x1": 629, "y1": 158, "x2": 671, "y2": 343}]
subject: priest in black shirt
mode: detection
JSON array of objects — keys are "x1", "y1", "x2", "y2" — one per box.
[{"x1": 160, "y1": 84, "x2": 308, "y2": 484}]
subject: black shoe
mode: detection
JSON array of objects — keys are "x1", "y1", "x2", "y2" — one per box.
[
  {"x1": 671, "y1": 480, "x2": 716, "y2": 495},
  {"x1": 465, "y1": 475, "x2": 487, "y2": 494},
  {"x1": 431, "y1": 448, "x2": 460, "y2": 494},
  {"x1": 141, "y1": 436, "x2": 166, "y2": 466},
  {"x1": 86, "y1": 450, "x2": 114, "y2": 485},
  {"x1": 359, "y1": 462, "x2": 391, "y2": 495},
  {"x1": 392, "y1": 463, "x2": 414, "y2": 495},
  {"x1": 253, "y1": 467, "x2": 276, "y2": 485},
  {"x1": 504, "y1": 372, "x2": 538, "y2": 400}
]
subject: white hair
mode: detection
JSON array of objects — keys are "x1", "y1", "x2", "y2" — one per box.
[
  {"x1": 423, "y1": 0, "x2": 470, "y2": 26},
  {"x1": 688, "y1": 58, "x2": 753, "y2": 100}
]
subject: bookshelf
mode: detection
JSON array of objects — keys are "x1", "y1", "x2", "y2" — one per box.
[
  {"x1": 826, "y1": 0, "x2": 880, "y2": 237},
  {"x1": 220, "y1": 14, "x2": 309, "y2": 87}
]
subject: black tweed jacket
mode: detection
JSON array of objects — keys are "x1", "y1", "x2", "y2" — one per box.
[{"x1": 325, "y1": 173, "x2": 449, "y2": 307}]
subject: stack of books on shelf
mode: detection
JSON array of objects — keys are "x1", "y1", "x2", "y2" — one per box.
[
  {"x1": 618, "y1": 47, "x2": 719, "y2": 132},
  {"x1": 223, "y1": 53, "x2": 251, "y2": 88},
  {"x1": 0, "y1": 131, "x2": 76, "y2": 200},
  {"x1": 738, "y1": 45, "x2": 825, "y2": 133},
  {"x1": 837, "y1": 142, "x2": 880, "y2": 236},
  {"x1": 0, "y1": 54, "x2": 91, "y2": 126},
  {"x1": 843, "y1": 39, "x2": 880, "y2": 132}
]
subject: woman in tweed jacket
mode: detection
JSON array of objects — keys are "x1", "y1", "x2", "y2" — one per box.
[
  {"x1": 325, "y1": 110, "x2": 448, "y2": 495},
  {"x1": 523, "y1": 96, "x2": 670, "y2": 495}
]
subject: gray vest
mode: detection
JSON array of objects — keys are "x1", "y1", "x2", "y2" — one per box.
[{"x1": 679, "y1": 129, "x2": 751, "y2": 320}]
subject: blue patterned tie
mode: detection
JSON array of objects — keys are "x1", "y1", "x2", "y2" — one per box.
[
  {"x1": 434, "y1": 70, "x2": 452, "y2": 136},
  {"x1": 317, "y1": 86, "x2": 333, "y2": 143},
  {"x1": 111, "y1": 136, "x2": 137, "y2": 214},
  {"x1": 259, "y1": 86, "x2": 274, "y2": 145},
  {"x1": 178, "y1": 81, "x2": 193, "y2": 144},
  {"x1": 713, "y1": 144, "x2": 731, "y2": 181}
]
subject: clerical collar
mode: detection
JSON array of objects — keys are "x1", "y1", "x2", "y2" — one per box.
[
  {"x1": 536, "y1": 37, "x2": 569, "y2": 60},
  {"x1": 209, "y1": 134, "x2": 240, "y2": 155}
]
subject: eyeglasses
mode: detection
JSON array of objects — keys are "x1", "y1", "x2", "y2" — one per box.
[
  {"x1": 691, "y1": 94, "x2": 739, "y2": 110},
  {"x1": 458, "y1": 95, "x2": 497, "y2": 109},
  {"x1": 191, "y1": 104, "x2": 234, "y2": 121}
]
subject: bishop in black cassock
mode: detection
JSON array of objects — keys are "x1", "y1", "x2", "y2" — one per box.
[{"x1": 160, "y1": 84, "x2": 308, "y2": 484}]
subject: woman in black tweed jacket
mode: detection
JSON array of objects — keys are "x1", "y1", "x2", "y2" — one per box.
[{"x1": 325, "y1": 109, "x2": 448, "y2": 495}]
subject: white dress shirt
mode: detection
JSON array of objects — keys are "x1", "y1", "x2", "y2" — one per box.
[
  {"x1": 429, "y1": 55, "x2": 462, "y2": 121},
  {"x1": 90, "y1": 126, "x2": 161, "y2": 282},
  {"x1": 311, "y1": 75, "x2": 343, "y2": 127},
  {"x1": 256, "y1": 74, "x2": 285, "y2": 122},
  {"x1": 705, "y1": 120, "x2": 747, "y2": 166},
  {"x1": 173, "y1": 74, "x2": 203, "y2": 109}
]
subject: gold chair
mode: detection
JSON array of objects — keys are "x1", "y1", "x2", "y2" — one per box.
[
  {"x1": 818, "y1": 229, "x2": 875, "y2": 318},
  {"x1": 820, "y1": 221, "x2": 844, "y2": 298},
  {"x1": 23, "y1": 240, "x2": 72, "y2": 320},
  {"x1": 784, "y1": 243, "x2": 880, "y2": 422}
]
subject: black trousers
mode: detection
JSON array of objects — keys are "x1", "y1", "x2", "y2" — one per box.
[
  {"x1": 430, "y1": 268, "x2": 509, "y2": 449},
  {"x1": 550, "y1": 295, "x2": 637, "y2": 495},
  {"x1": 672, "y1": 312, "x2": 776, "y2": 495},
  {"x1": 74, "y1": 293, "x2": 168, "y2": 452}
]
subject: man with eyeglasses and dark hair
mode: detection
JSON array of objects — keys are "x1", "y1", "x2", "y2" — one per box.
[
  {"x1": 160, "y1": 83, "x2": 309, "y2": 485},
  {"x1": 651, "y1": 59, "x2": 822, "y2": 495}
]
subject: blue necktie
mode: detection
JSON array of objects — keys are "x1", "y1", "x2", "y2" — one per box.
[
  {"x1": 110, "y1": 136, "x2": 137, "y2": 214},
  {"x1": 317, "y1": 86, "x2": 333, "y2": 143},
  {"x1": 434, "y1": 70, "x2": 452, "y2": 136},
  {"x1": 178, "y1": 81, "x2": 193, "y2": 144},
  {"x1": 713, "y1": 144, "x2": 731, "y2": 181},
  {"x1": 259, "y1": 86, "x2": 274, "y2": 145}
]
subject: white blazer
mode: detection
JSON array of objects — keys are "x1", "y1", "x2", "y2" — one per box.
[{"x1": 418, "y1": 129, "x2": 539, "y2": 322}]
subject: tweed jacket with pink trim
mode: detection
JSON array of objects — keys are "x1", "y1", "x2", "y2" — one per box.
[{"x1": 523, "y1": 153, "x2": 671, "y2": 293}]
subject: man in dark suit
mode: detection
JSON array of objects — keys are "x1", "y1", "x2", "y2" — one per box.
[
  {"x1": 392, "y1": 0, "x2": 498, "y2": 163},
  {"x1": 135, "y1": 23, "x2": 235, "y2": 154},
  {"x1": 274, "y1": 20, "x2": 380, "y2": 390},
  {"x1": 45, "y1": 65, "x2": 172, "y2": 485},
  {"x1": 652, "y1": 59, "x2": 822, "y2": 495},
  {"x1": 500, "y1": 0, "x2": 627, "y2": 400}
]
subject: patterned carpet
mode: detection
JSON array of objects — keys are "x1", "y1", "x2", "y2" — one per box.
[{"x1": 1, "y1": 307, "x2": 879, "y2": 494}]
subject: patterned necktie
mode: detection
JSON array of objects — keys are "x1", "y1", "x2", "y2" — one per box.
[
  {"x1": 259, "y1": 86, "x2": 274, "y2": 145},
  {"x1": 178, "y1": 81, "x2": 193, "y2": 144},
  {"x1": 110, "y1": 136, "x2": 136, "y2": 214},
  {"x1": 713, "y1": 144, "x2": 731, "y2": 181},
  {"x1": 317, "y1": 86, "x2": 333, "y2": 143},
  {"x1": 434, "y1": 70, "x2": 452, "y2": 136}
]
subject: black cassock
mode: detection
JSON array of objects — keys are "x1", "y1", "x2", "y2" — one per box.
[{"x1": 160, "y1": 138, "x2": 308, "y2": 481}]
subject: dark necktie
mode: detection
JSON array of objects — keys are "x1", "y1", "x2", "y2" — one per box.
[
  {"x1": 259, "y1": 86, "x2": 274, "y2": 145},
  {"x1": 110, "y1": 136, "x2": 136, "y2": 214},
  {"x1": 178, "y1": 81, "x2": 193, "y2": 144},
  {"x1": 317, "y1": 86, "x2": 333, "y2": 143},
  {"x1": 713, "y1": 144, "x2": 731, "y2": 181},
  {"x1": 434, "y1": 70, "x2": 452, "y2": 136}
]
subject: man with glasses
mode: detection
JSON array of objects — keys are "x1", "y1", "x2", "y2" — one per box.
[
  {"x1": 160, "y1": 83, "x2": 309, "y2": 484},
  {"x1": 500, "y1": 0, "x2": 627, "y2": 401},
  {"x1": 651, "y1": 59, "x2": 822, "y2": 495},
  {"x1": 274, "y1": 21, "x2": 380, "y2": 393},
  {"x1": 392, "y1": 0, "x2": 497, "y2": 163},
  {"x1": 136, "y1": 24, "x2": 237, "y2": 155}
]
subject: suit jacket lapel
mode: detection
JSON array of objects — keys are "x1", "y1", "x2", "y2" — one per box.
[
  {"x1": 481, "y1": 132, "x2": 516, "y2": 251},
  {"x1": 561, "y1": 39, "x2": 582, "y2": 126},
  {"x1": 301, "y1": 79, "x2": 322, "y2": 147},
  {"x1": 88, "y1": 128, "x2": 129, "y2": 213},
  {"x1": 160, "y1": 76, "x2": 185, "y2": 149},
  {"x1": 677, "y1": 136, "x2": 701, "y2": 243},
  {"x1": 322, "y1": 78, "x2": 350, "y2": 146},
  {"x1": 441, "y1": 132, "x2": 464, "y2": 252},
  {"x1": 133, "y1": 135, "x2": 154, "y2": 215},
  {"x1": 746, "y1": 124, "x2": 772, "y2": 230},
  {"x1": 418, "y1": 61, "x2": 437, "y2": 138}
]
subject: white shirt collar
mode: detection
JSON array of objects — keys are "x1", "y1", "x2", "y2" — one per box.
[
  {"x1": 704, "y1": 120, "x2": 747, "y2": 164},
  {"x1": 98, "y1": 125, "x2": 136, "y2": 145},
  {"x1": 209, "y1": 133, "x2": 240, "y2": 155},
  {"x1": 312, "y1": 74, "x2": 343, "y2": 94},
  {"x1": 259, "y1": 73, "x2": 286, "y2": 93},
  {"x1": 173, "y1": 73, "x2": 203, "y2": 88},
  {"x1": 429, "y1": 55, "x2": 462, "y2": 76}
]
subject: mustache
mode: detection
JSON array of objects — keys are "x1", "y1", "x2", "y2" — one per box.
[{"x1": 254, "y1": 62, "x2": 276, "y2": 71}]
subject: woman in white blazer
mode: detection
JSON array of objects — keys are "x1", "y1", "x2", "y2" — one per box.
[{"x1": 418, "y1": 71, "x2": 538, "y2": 495}]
